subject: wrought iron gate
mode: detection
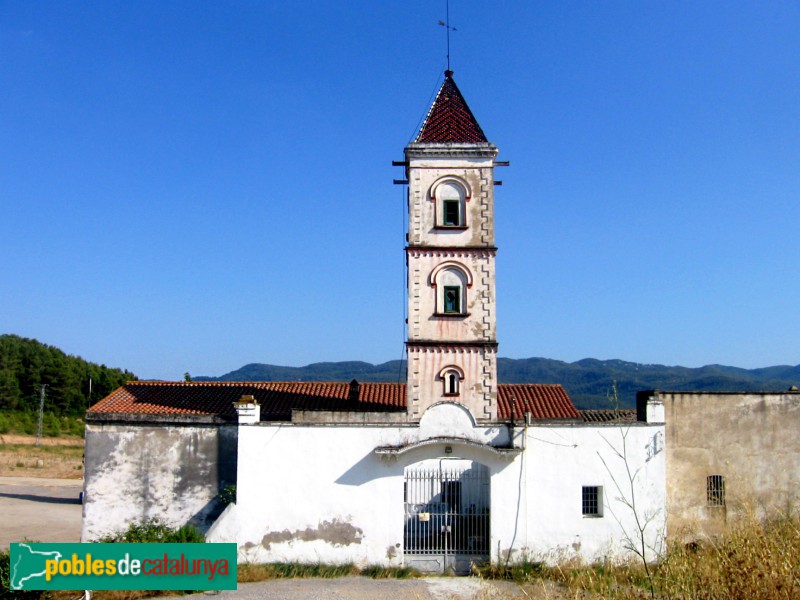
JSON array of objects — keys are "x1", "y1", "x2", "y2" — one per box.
[{"x1": 403, "y1": 460, "x2": 490, "y2": 574}]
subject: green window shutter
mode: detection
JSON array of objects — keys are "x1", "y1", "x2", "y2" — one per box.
[
  {"x1": 443, "y1": 200, "x2": 460, "y2": 226},
  {"x1": 444, "y1": 286, "x2": 460, "y2": 313}
]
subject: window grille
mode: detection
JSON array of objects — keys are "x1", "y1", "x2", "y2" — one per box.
[
  {"x1": 707, "y1": 475, "x2": 725, "y2": 507},
  {"x1": 582, "y1": 486, "x2": 602, "y2": 517}
]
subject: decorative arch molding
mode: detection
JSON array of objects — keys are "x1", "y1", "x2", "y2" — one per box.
[
  {"x1": 429, "y1": 261, "x2": 473, "y2": 288},
  {"x1": 430, "y1": 177, "x2": 470, "y2": 229},
  {"x1": 438, "y1": 365, "x2": 465, "y2": 396},
  {"x1": 429, "y1": 176, "x2": 472, "y2": 202},
  {"x1": 437, "y1": 364, "x2": 465, "y2": 381}
]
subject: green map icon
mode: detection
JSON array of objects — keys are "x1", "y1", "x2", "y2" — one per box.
[{"x1": 10, "y1": 543, "x2": 63, "y2": 590}]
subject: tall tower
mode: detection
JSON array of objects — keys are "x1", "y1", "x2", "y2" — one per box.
[{"x1": 404, "y1": 71, "x2": 501, "y2": 422}]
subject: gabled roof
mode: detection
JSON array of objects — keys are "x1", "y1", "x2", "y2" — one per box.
[
  {"x1": 88, "y1": 381, "x2": 579, "y2": 421},
  {"x1": 415, "y1": 71, "x2": 488, "y2": 144}
]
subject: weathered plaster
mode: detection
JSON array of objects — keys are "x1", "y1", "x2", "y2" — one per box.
[
  {"x1": 82, "y1": 421, "x2": 237, "y2": 541},
  {"x1": 260, "y1": 519, "x2": 363, "y2": 550},
  {"x1": 203, "y1": 416, "x2": 665, "y2": 567},
  {"x1": 653, "y1": 390, "x2": 800, "y2": 540}
]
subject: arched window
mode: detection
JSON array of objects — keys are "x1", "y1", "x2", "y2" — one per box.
[
  {"x1": 430, "y1": 178, "x2": 469, "y2": 229},
  {"x1": 430, "y1": 262, "x2": 472, "y2": 316},
  {"x1": 446, "y1": 372, "x2": 459, "y2": 395},
  {"x1": 438, "y1": 365, "x2": 464, "y2": 397}
]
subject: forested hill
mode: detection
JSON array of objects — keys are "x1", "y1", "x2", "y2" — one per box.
[
  {"x1": 0, "y1": 334, "x2": 137, "y2": 415},
  {"x1": 197, "y1": 358, "x2": 800, "y2": 410}
]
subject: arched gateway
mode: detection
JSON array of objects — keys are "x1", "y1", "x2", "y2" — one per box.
[{"x1": 403, "y1": 458, "x2": 490, "y2": 574}]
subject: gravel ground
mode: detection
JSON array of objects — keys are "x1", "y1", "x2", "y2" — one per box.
[{"x1": 0, "y1": 476, "x2": 84, "y2": 549}]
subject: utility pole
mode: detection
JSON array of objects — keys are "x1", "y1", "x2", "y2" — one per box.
[{"x1": 35, "y1": 384, "x2": 47, "y2": 447}]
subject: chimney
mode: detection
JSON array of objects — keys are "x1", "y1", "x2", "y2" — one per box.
[
  {"x1": 348, "y1": 379, "x2": 360, "y2": 403},
  {"x1": 233, "y1": 394, "x2": 260, "y2": 424},
  {"x1": 636, "y1": 390, "x2": 664, "y2": 423}
]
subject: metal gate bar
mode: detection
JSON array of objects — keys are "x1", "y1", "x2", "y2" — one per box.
[{"x1": 403, "y1": 462, "x2": 489, "y2": 557}]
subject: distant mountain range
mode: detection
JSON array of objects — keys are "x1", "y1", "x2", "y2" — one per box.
[{"x1": 195, "y1": 358, "x2": 800, "y2": 410}]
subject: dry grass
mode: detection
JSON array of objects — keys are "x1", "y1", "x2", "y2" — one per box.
[
  {"x1": 650, "y1": 514, "x2": 800, "y2": 600},
  {"x1": 0, "y1": 434, "x2": 84, "y2": 479},
  {"x1": 16, "y1": 516, "x2": 800, "y2": 599},
  {"x1": 511, "y1": 514, "x2": 800, "y2": 599}
]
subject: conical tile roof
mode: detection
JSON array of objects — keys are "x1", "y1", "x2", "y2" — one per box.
[{"x1": 415, "y1": 70, "x2": 488, "y2": 143}]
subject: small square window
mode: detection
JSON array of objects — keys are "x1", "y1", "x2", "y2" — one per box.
[
  {"x1": 443, "y1": 286, "x2": 461, "y2": 313},
  {"x1": 582, "y1": 486, "x2": 603, "y2": 517},
  {"x1": 707, "y1": 475, "x2": 725, "y2": 507},
  {"x1": 443, "y1": 199, "x2": 461, "y2": 226}
]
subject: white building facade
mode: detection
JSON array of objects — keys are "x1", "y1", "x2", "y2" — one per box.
[{"x1": 83, "y1": 71, "x2": 667, "y2": 573}]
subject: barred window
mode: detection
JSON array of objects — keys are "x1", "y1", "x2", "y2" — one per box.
[
  {"x1": 707, "y1": 475, "x2": 725, "y2": 507},
  {"x1": 582, "y1": 486, "x2": 603, "y2": 517}
]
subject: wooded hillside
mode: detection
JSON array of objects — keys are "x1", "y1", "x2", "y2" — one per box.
[{"x1": 0, "y1": 334, "x2": 136, "y2": 415}]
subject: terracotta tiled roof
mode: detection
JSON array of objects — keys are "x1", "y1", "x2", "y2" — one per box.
[
  {"x1": 581, "y1": 409, "x2": 637, "y2": 423},
  {"x1": 89, "y1": 381, "x2": 579, "y2": 421},
  {"x1": 497, "y1": 384, "x2": 581, "y2": 420},
  {"x1": 415, "y1": 71, "x2": 488, "y2": 144},
  {"x1": 88, "y1": 381, "x2": 406, "y2": 421}
]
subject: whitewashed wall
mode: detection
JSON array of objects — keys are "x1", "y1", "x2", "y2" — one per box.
[
  {"x1": 498, "y1": 424, "x2": 666, "y2": 564},
  {"x1": 82, "y1": 418, "x2": 237, "y2": 542},
  {"x1": 206, "y1": 403, "x2": 666, "y2": 567}
]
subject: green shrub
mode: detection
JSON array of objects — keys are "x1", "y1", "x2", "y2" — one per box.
[
  {"x1": 97, "y1": 518, "x2": 204, "y2": 543},
  {"x1": 0, "y1": 411, "x2": 83, "y2": 438},
  {"x1": 218, "y1": 484, "x2": 236, "y2": 505},
  {"x1": 42, "y1": 413, "x2": 60, "y2": 437}
]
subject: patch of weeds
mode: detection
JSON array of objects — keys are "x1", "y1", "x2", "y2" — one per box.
[
  {"x1": 97, "y1": 518, "x2": 204, "y2": 543},
  {"x1": 474, "y1": 560, "x2": 546, "y2": 583},
  {"x1": 237, "y1": 563, "x2": 422, "y2": 582},
  {"x1": 218, "y1": 484, "x2": 236, "y2": 505},
  {"x1": 360, "y1": 565, "x2": 420, "y2": 579}
]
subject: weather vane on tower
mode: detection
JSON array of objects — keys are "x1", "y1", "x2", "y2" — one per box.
[{"x1": 438, "y1": 0, "x2": 457, "y2": 73}]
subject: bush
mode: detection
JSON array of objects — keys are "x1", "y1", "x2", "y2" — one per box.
[
  {"x1": 97, "y1": 518, "x2": 204, "y2": 543},
  {"x1": 218, "y1": 484, "x2": 236, "y2": 506},
  {"x1": 0, "y1": 411, "x2": 83, "y2": 438}
]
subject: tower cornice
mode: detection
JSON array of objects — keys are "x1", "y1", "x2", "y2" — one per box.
[
  {"x1": 406, "y1": 341, "x2": 499, "y2": 351},
  {"x1": 405, "y1": 246, "x2": 497, "y2": 257},
  {"x1": 405, "y1": 143, "x2": 498, "y2": 160}
]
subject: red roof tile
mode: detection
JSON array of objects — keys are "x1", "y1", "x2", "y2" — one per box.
[
  {"x1": 88, "y1": 381, "x2": 407, "y2": 421},
  {"x1": 89, "y1": 381, "x2": 578, "y2": 421},
  {"x1": 497, "y1": 384, "x2": 581, "y2": 420},
  {"x1": 415, "y1": 71, "x2": 488, "y2": 144}
]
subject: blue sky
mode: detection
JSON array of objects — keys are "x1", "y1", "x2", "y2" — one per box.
[{"x1": 1, "y1": 2, "x2": 799, "y2": 380}]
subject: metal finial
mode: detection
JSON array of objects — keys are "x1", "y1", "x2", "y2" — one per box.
[{"x1": 438, "y1": 0, "x2": 457, "y2": 72}]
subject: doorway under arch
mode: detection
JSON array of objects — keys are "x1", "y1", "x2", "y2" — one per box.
[{"x1": 403, "y1": 458, "x2": 490, "y2": 574}]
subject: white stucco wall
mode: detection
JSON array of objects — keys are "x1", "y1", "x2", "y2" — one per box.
[
  {"x1": 205, "y1": 404, "x2": 666, "y2": 567},
  {"x1": 82, "y1": 419, "x2": 237, "y2": 541},
  {"x1": 507, "y1": 424, "x2": 666, "y2": 564}
]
